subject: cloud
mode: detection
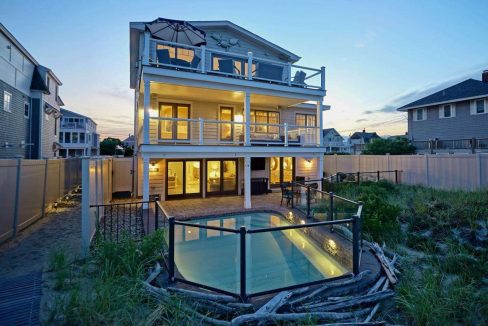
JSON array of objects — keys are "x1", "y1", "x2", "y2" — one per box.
[
  {"x1": 354, "y1": 31, "x2": 376, "y2": 48},
  {"x1": 355, "y1": 118, "x2": 368, "y2": 123},
  {"x1": 97, "y1": 86, "x2": 132, "y2": 101}
]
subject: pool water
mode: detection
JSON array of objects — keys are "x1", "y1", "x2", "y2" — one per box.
[{"x1": 173, "y1": 212, "x2": 348, "y2": 294}]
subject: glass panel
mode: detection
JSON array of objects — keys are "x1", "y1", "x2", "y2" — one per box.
[
  {"x1": 307, "y1": 115, "x2": 316, "y2": 127},
  {"x1": 270, "y1": 157, "x2": 281, "y2": 185},
  {"x1": 268, "y1": 112, "x2": 279, "y2": 134},
  {"x1": 176, "y1": 105, "x2": 189, "y2": 140},
  {"x1": 167, "y1": 161, "x2": 184, "y2": 196},
  {"x1": 160, "y1": 104, "x2": 173, "y2": 139},
  {"x1": 220, "y1": 107, "x2": 233, "y2": 141},
  {"x1": 174, "y1": 221, "x2": 240, "y2": 294},
  {"x1": 222, "y1": 160, "x2": 237, "y2": 192},
  {"x1": 476, "y1": 100, "x2": 484, "y2": 113},
  {"x1": 250, "y1": 111, "x2": 255, "y2": 132},
  {"x1": 207, "y1": 161, "x2": 221, "y2": 193},
  {"x1": 185, "y1": 161, "x2": 201, "y2": 194},
  {"x1": 255, "y1": 111, "x2": 268, "y2": 133},
  {"x1": 296, "y1": 114, "x2": 306, "y2": 126},
  {"x1": 283, "y1": 157, "x2": 293, "y2": 183}
]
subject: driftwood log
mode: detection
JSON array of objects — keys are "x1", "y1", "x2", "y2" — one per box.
[{"x1": 142, "y1": 241, "x2": 399, "y2": 325}]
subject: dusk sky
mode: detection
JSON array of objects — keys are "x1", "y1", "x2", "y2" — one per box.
[{"x1": 1, "y1": 0, "x2": 487, "y2": 139}]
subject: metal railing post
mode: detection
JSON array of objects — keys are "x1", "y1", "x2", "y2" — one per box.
[
  {"x1": 377, "y1": 170, "x2": 380, "y2": 181},
  {"x1": 291, "y1": 182, "x2": 295, "y2": 208},
  {"x1": 239, "y1": 226, "x2": 247, "y2": 302},
  {"x1": 154, "y1": 200, "x2": 159, "y2": 231},
  {"x1": 200, "y1": 45, "x2": 206, "y2": 73},
  {"x1": 395, "y1": 169, "x2": 398, "y2": 184},
  {"x1": 168, "y1": 217, "x2": 175, "y2": 282},
  {"x1": 199, "y1": 118, "x2": 204, "y2": 145},
  {"x1": 357, "y1": 172, "x2": 360, "y2": 184},
  {"x1": 306, "y1": 185, "x2": 311, "y2": 219},
  {"x1": 247, "y1": 52, "x2": 253, "y2": 80},
  {"x1": 352, "y1": 214, "x2": 360, "y2": 275},
  {"x1": 284, "y1": 123, "x2": 288, "y2": 146},
  {"x1": 329, "y1": 192, "x2": 334, "y2": 222}
]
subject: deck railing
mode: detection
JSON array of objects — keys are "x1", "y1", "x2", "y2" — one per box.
[
  {"x1": 413, "y1": 137, "x2": 488, "y2": 153},
  {"x1": 149, "y1": 116, "x2": 321, "y2": 146},
  {"x1": 147, "y1": 38, "x2": 326, "y2": 91}
]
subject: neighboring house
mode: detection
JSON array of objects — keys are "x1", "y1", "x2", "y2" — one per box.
[
  {"x1": 58, "y1": 108, "x2": 99, "y2": 157},
  {"x1": 348, "y1": 130, "x2": 381, "y2": 154},
  {"x1": 397, "y1": 70, "x2": 488, "y2": 153},
  {"x1": 322, "y1": 128, "x2": 348, "y2": 153},
  {"x1": 0, "y1": 23, "x2": 64, "y2": 159},
  {"x1": 122, "y1": 134, "x2": 135, "y2": 149},
  {"x1": 129, "y1": 18, "x2": 329, "y2": 207}
]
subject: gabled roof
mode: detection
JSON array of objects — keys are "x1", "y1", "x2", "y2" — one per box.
[
  {"x1": 60, "y1": 108, "x2": 97, "y2": 125},
  {"x1": 350, "y1": 131, "x2": 380, "y2": 142},
  {"x1": 322, "y1": 128, "x2": 343, "y2": 138},
  {"x1": 189, "y1": 20, "x2": 301, "y2": 62},
  {"x1": 397, "y1": 79, "x2": 488, "y2": 111}
]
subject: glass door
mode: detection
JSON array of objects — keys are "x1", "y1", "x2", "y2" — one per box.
[
  {"x1": 270, "y1": 157, "x2": 294, "y2": 187},
  {"x1": 220, "y1": 106, "x2": 233, "y2": 141},
  {"x1": 167, "y1": 160, "x2": 201, "y2": 198},
  {"x1": 159, "y1": 103, "x2": 191, "y2": 141},
  {"x1": 206, "y1": 159, "x2": 238, "y2": 195}
]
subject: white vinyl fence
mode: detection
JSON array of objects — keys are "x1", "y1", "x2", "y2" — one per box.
[
  {"x1": 324, "y1": 154, "x2": 488, "y2": 191},
  {"x1": 0, "y1": 158, "x2": 81, "y2": 244}
]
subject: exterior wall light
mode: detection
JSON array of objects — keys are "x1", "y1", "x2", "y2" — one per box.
[
  {"x1": 149, "y1": 162, "x2": 159, "y2": 172},
  {"x1": 234, "y1": 114, "x2": 243, "y2": 123}
]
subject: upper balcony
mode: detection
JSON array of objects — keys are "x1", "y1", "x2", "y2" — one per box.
[
  {"x1": 142, "y1": 38, "x2": 326, "y2": 92},
  {"x1": 61, "y1": 122, "x2": 85, "y2": 129}
]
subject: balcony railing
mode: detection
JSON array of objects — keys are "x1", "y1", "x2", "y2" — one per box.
[
  {"x1": 146, "y1": 38, "x2": 325, "y2": 91},
  {"x1": 61, "y1": 122, "x2": 85, "y2": 129},
  {"x1": 413, "y1": 138, "x2": 488, "y2": 153},
  {"x1": 149, "y1": 117, "x2": 320, "y2": 146}
]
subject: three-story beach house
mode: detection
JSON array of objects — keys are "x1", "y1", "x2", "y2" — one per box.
[{"x1": 130, "y1": 18, "x2": 328, "y2": 208}]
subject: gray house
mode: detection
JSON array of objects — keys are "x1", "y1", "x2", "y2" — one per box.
[
  {"x1": 348, "y1": 130, "x2": 381, "y2": 154},
  {"x1": 59, "y1": 108, "x2": 99, "y2": 157},
  {"x1": 322, "y1": 128, "x2": 348, "y2": 153},
  {"x1": 0, "y1": 23, "x2": 63, "y2": 159},
  {"x1": 397, "y1": 71, "x2": 488, "y2": 153}
]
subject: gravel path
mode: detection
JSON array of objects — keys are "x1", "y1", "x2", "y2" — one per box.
[{"x1": 0, "y1": 193, "x2": 82, "y2": 278}]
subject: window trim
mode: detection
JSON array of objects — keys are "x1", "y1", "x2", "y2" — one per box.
[
  {"x1": 24, "y1": 101, "x2": 29, "y2": 118},
  {"x1": 413, "y1": 108, "x2": 426, "y2": 121},
  {"x1": 3, "y1": 91, "x2": 12, "y2": 112},
  {"x1": 439, "y1": 103, "x2": 456, "y2": 119},
  {"x1": 470, "y1": 98, "x2": 487, "y2": 115}
]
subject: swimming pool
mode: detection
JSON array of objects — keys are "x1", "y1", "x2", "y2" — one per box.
[{"x1": 172, "y1": 212, "x2": 348, "y2": 295}]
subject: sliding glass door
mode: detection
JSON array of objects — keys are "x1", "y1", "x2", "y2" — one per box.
[
  {"x1": 206, "y1": 159, "x2": 238, "y2": 195},
  {"x1": 167, "y1": 160, "x2": 201, "y2": 198}
]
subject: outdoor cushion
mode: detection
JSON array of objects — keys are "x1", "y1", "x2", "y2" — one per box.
[
  {"x1": 293, "y1": 70, "x2": 307, "y2": 85},
  {"x1": 218, "y1": 59, "x2": 235, "y2": 74},
  {"x1": 256, "y1": 62, "x2": 284, "y2": 81},
  {"x1": 190, "y1": 55, "x2": 201, "y2": 68},
  {"x1": 156, "y1": 49, "x2": 170, "y2": 64}
]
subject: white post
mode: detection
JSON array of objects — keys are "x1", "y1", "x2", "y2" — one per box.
[
  {"x1": 143, "y1": 156, "x2": 150, "y2": 208},
  {"x1": 317, "y1": 101, "x2": 324, "y2": 147},
  {"x1": 244, "y1": 91, "x2": 251, "y2": 146},
  {"x1": 143, "y1": 80, "x2": 151, "y2": 144},
  {"x1": 317, "y1": 156, "x2": 324, "y2": 191},
  {"x1": 200, "y1": 46, "x2": 206, "y2": 73},
  {"x1": 143, "y1": 31, "x2": 150, "y2": 66},
  {"x1": 284, "y1": 123, "x2": 288, "y2": 146},
  {"x1": 244, "y1": 156, "x2": 251, "y2": 209},
  {"x1": 321, "y1": 66, "x2": 326, "y2": 90},
  {"x1": 247, "y1": 52, "x2": 253, "y2": 80},
  {"x1": 199, "y1": 118, "x2": 204, "y2": 145}
]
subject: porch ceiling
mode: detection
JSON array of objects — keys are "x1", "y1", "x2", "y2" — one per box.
[{"x1": 146, "y1": 82, "x2": 309, "y2": 107}]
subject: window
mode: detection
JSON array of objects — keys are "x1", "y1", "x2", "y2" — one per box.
[
  {"x1": 65, "y1": 132, "x2": 71, "y2": 143},
  {"x1": 296, "y1": 113, "x2": 316, "y2": 127},
  {"x1": 24, "y1": 102, "x2": 29, "y2": 118},
  {"x1": 471, "y1": 99, "x2": 486, "y2": 115},
  {"x1": 72, "y1": 132, "x2": 78, "y2": 143},
  {"x1": 249, "y1": 110, "x2": 280, "y2": 134},
  {"x1": 439, "y1": 104, "x2": 455, "y2": 118},
  {"x1": 3, "y1": 91, "x2": 12, "y2": 112},
  {"x1": 413, "y1": 108, "x2": 426, "y2": 121},
  {"x1": 59, "y1": 132, "x2": 64, "y2": 143},
  {"x1": 80, "y1": 132, "x2": 85, "y2": 143}
]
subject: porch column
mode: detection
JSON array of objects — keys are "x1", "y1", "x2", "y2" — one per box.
[
  {"x1": 244, "y1": 156, "x2": 251, "y2": 209},
  {"x1": 143, "y1": 80, "x2": 151, "y2": 144},
  {"x1": 142, "y1": 157, "x2": 150, "y2": 208},
  {"x1": 317, "y1": 155, "x2": 324, "y2": 191},
  {"x1": 244, "y1": 91, "x2": 251, "y2": 146},
  {"x1": 317, "y1": 101, "x2": 324, "y2": 147}
]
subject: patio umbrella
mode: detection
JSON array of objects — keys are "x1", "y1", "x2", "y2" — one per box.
[{"x1": 145, "y1": 18, "x2": 206, "y2": 46}]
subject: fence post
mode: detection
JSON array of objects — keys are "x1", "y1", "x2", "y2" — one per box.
[
  {"x1": 68, "y1": 158, "x2": 72, "y2": 191},
  {"x1": 12, "y1": 158, "x2": 22, "y2": 238},
  {"x1": 329, "y1": 192, "x2": 334, "y2": 221},
  {"x1": 168, "y1": 217, "x2": 175, "y2": 282},
  {"x1": 395, "y1": 169, "x2": 399, "y2": 184},
  {"x1": 306, "y1": 185, "x2": 311, "y2": 219},
  {"x1": 154, "y1": 200, "x2": 159, "y2": 231},
  {"x1": 41, "y1": 159, "x2": 49, "y2": 218},
  {"x1": 239, "y1": 226, "x2": 247, "y2": 302},
  {"x1": 377, "y1": 170, "x2": 380, "y2": 182},
  {"x1": 352, "y1": 214, "x2": 360, "y2": 275},
  {"x1": 357, "y1": 171, "x2": 360, "y2": 184}
]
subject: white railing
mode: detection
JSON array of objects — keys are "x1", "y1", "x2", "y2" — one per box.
[
  {"x1": 147, "y1": 38, "x2": 325, "y2": 90},
  {"x1": 149, "y1": 117, "x2": 320, "y2": 147}
]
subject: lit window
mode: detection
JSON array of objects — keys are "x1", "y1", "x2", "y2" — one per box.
[
  {"x1": 3, "y1": 91, "x2": 12, "y2": 112},
  {"x1": 296, "y1": 113, "x2": 316, "y2": 127}
]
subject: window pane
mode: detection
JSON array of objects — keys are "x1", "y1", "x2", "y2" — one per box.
[
  {"x1": 185, "y1": 161, "x2": 201, "y2": 194},
  {"x1": 207, "y1": 161, "x2": 221, "y2": 193},
  {"x1": 255, "y1": 111, "x2": 267, "y2": 133},
  {"x1": 269, "y1": 112, "x2": 279, "y2": 134},
  {"x1": 416, "y1": 110, "x2": 422, "y2": 120},
  {"x1": 476, "y1": 100, "x2": 485, "y2": 113},
  {"x1": 168, "y1": 161, "x2": 184, "y2": 196},
  {"x1": 160, "y1": 104, "x2": 173, "y2": 139},
  {"x1": 80, "y1": 133, "x2": 85, "y2": 143},
  {"x1": 283, "y1": 157, "x2": 293, "y2": 183},
  {"x1": 72, "y1": 133, "x2": 78, "y2": 143},
  {"x1": 444, "y1": 105, "x2": 451, "y2": 117},
  {"x1": 222, "y1": 161, "x2": 236, "y2": 192},
  {"x1": 307, "y1": 115, "x2": 316, "y2": 127},
  {"x1": 296, "y1": 114, "x2": 306, "y2": 126},
  {"x1": 220, "y1": 107, "x2": 233, "y2": 141},
  {"x1": 65, "y1": 132, "x2": 71, "y2": 143},
  {"x1": 176, "y1": 105, "x2": 189, "y2": 140}
]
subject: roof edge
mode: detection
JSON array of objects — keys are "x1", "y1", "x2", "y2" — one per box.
[{"x1": 397, "y1": 94, "x2": 488, "y2": 111}]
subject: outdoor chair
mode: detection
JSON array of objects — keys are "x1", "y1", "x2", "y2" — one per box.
[
  {"x1": 256, "y1": 62, "x2": 284, "y2": 81},
  {"x1": 280, "y1": 183, "x2": 294, "y2": 207},
  {"x1": 190, "y1": 55, "x2": 201, "y2": 69},
  {"x1": 309, "y1": 182, "x2": 319, "y2": 203},
  {"x1": 292, "y1": 70, "x2": 307, "y2": 86},
  {"x1": 156, "y1": 49, "x2": 170, "y2": 65},
  {"x1": 218, "y1": 58, "x2": 240, "y2": 75}
]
